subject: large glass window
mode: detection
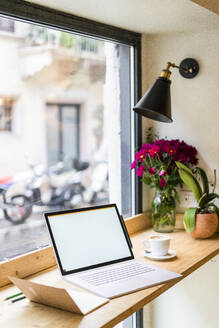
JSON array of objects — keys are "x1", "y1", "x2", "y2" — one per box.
[
  {"x1": 0, "y1": 17, "x2": 14, "y2": 32},
  {"x1": 0, "y1": 17, "x2": 135, "y2": 262}
]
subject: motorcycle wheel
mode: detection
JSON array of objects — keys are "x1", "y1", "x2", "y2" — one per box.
[
  {"x1": 4, "y1": 195, "x2": 32, "y2": 225},
  {"x1": 64, "y1": 192, "x2": 83, "y2": 208}
]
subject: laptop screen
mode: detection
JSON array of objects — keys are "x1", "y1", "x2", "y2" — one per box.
[{"x1": 45, "y1": 204, "x2": 134, "y2": 275}]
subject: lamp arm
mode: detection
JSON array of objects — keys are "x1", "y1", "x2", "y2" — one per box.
[
  {"x1": 161, "y1": 60, "x2": 198, "y2": 79},
  {"x1": 166, "y1": 62, "x2": 189, "y2": 71},
  {"x1": 171, "y1": 63, "x2": 192, "y2": 73}
]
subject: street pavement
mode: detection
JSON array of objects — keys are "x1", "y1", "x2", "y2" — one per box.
[{"x1": 0, "y1": 207, "x2": 51, "y2": 262}]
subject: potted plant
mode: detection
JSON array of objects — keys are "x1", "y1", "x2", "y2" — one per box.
[
  {"x1": 176, "y1": 162, "x2": 219, "y2": 238},
  {"x1": 131, "y1": 138, "x2": 198, "y2": 232}
]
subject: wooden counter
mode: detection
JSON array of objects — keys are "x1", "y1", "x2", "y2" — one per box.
[{"x1": 0, "y1": 228, "x2": 218, "y2": 328}]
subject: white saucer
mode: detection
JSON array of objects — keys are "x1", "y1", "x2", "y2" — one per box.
[{"x1": 143, "y1": 249, "x2": 176, "y2": 260}]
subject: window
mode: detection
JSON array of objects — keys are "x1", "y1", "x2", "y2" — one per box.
[
  {"x1": 0, "y1": 2, "x2": 142, "y2": 326},
  {"x1": 0, "y1": 97, "x2": 14, "y2": 131},
  {"x1": 0, "y1": 13, "x2": 141, "y2": 261},
  {"x1": 0, "y1": 17, "x2": 14, "y2": 32}
]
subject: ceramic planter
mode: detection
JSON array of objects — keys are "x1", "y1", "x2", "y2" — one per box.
[{"x1": 188, "y1": 213, "x2": 218, "y2": 239}]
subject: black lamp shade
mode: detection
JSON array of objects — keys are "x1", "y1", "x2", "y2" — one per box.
[{"x1": 133, "y1": 77, "x2": 172, "y2": 123}]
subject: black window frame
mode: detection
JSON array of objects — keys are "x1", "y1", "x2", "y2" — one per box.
[{"x1": 0, "y1": 0, "x2": 142, "y2": 214}]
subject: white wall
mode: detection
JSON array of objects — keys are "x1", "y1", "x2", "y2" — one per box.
[
  {"x1": 145, "y1": 257, "x2": 219, "y2": 328},
  {"x1": 141, "y1": 29, "x2": 219, "y2": 212},
  {"x1": 0, "y1": 28, "x2": 105, "y2": 177},
  {"x1": 141, "y1": 28, "x2": 219, "y2": 328}
]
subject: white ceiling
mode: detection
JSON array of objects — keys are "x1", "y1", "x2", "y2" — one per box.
[{"x1": 26, "y1": 0, "x2": 219, "y2": 34}]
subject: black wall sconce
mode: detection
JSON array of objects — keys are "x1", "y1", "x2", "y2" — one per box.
[{"x1": 133, "y1": 58, "x2": 199, "y2": 123}]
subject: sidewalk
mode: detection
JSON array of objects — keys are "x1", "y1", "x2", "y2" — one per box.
[{"x1": 0, "y1": 210, "x2": 49, "y2": 261}]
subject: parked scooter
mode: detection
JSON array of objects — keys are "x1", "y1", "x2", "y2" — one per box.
[
  {"x1": 0, "y1": 186, "x2": 32, "y2": 225},
  {"x1": 25, "y1": 157, "x2": 89, "y2": 210}
]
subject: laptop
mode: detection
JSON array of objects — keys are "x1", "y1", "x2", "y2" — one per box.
[{"x1": 44, "y1": 204, "x2": 181, "y2": 299}]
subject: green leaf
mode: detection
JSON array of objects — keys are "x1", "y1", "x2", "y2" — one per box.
[
  {"x1": 199, "y1": 193, "x2": 219, "y2": 208},
  {"x1": 198, "y1": 193, "x2": 208, "y2": 208},
  {"x1": 175, "y1": 161, "x2": 194, "y2": 175},
  {"x1": 184, "y1": 208, "x2": 197, "y2": 232},
  {"x1": 211, "y1": 204, "x2": 219, "y2": 219},
  {"x1": 178, "y1": 168, "x2": 202, "y2": 202},
  {"x1": 196, "y1": 167, "x2": 209, "y2": 194},
  {"x1": 206, "y1": 193, "x2": 219, "y2": 203}
]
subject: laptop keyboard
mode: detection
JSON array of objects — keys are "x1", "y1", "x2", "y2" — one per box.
[{"x1": 80, "y1": 262, "x2": 155, "y2": 286}]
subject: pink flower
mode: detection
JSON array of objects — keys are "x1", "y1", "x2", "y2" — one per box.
[
  {"x1": 141, "y1": 143, "x2": 152, "y2": 154},
  {"x1": 136, "y1": 166, "x2": 145, "y2": 177},
  {"x1": 165, "y1": 144, "x2": 177, "y2": 156},
  {"x1": 159, "y1": 177, "x2": 166, "y2": 189},
  {"x1": 159, "y1": 170, "x2": 167, "y2": 176},
  {"x1": 148, "y1": 145, "x2": 160, "y2": 158},
  {"x1": 135, "y1": 149, "x2": 146, "y2": 162},
  {"x1": 148, "y1": 167, "x2": 156, "y2": 175},
  {"x1": 132, "y1": 138, "x2": 198, "y2": 190},
  {"x1": 130, "y1": 160, "x2": 136, "y2": 170},
  {"x1": 179, "y1": 153, "x2": 187, "y2": 163}
]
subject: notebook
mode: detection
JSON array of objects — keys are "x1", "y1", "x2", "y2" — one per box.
[{"x1": 44, "y1": 204, "x2": 181, "y2": 298}]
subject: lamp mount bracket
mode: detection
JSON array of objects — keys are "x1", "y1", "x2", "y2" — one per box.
[{"x1": 178, "y1": 58, "x2": 199, "y2": 79}]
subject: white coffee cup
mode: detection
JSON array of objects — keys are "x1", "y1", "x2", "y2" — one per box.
[{"x1": 142, "y1": 235, "x2": 170, "y2": 256}]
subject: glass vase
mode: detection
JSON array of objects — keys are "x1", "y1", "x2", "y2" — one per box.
[{"x1": 152, "y1": 190, "x2": 176, "y2": 233}]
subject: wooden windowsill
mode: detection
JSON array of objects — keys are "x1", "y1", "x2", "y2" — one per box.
[{"x1": 0, "y1": 221, "x2": 218, "y2": 328}]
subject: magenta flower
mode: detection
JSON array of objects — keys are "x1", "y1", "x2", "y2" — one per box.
[
  {"x1": 164, "y1": 142, "x2": 178, "y2": 156},
  {"x1": 130, "y1": 160, "x2": 136, "y2": 170},
  {"x1": 159, "y1": 170, "x2": 167, "y2": 176},
  {"x1": 148, "y1": 167, "x2": 156, "y2": 175},
  {"x1": 131, "y1": 136, "x2": 198, "y2": 191},
  {"x1": 141, "y1": 143, "x2": 152, "y2": 154},
  {"x1": 159, "y1": 177, "x2": 166, "y2": 189},
  {"x1": 136, "y1": 166, "x2": 145, "y2": 177},
  {"x1": 148, "y1": 145, "x2": 160, "y2": 158},
  {"x1": 179, "y1": 153, "x2": 187, "y2": 163},
  {"x1": 135, "y1": 149, "x2": 146, "y2": 162}
]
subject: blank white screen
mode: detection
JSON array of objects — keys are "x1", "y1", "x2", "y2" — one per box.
[{"x1": 48, "y1": 206, "x2": 132, "y2": 272}]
